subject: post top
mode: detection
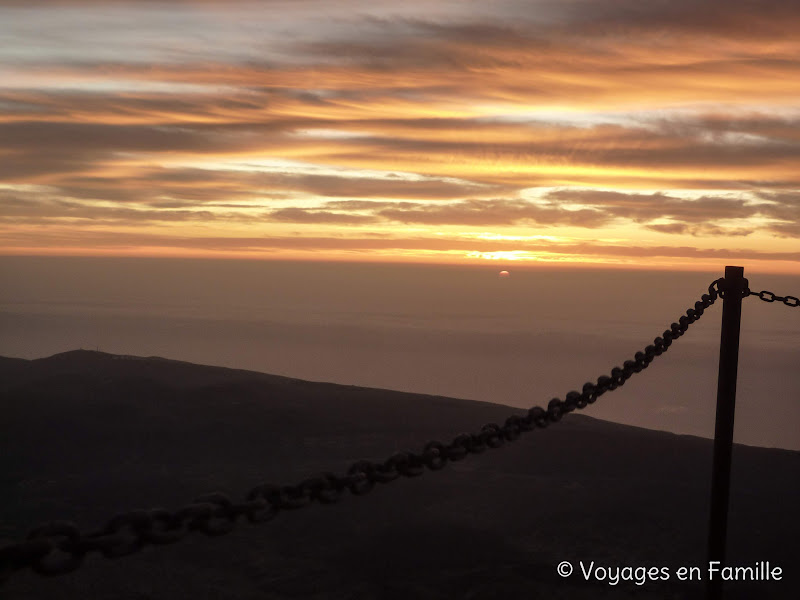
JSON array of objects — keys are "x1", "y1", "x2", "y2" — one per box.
[{"x1": 724, "y1": 265, "x2": 744, "y2": 277}]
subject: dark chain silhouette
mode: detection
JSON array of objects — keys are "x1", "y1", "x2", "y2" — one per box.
[
  {"x1": 1, "y1": 278, "x2": 795, "y2": 582},
  {"x1": 745, "y1": 288, "x2": 799, "y2": 307}
]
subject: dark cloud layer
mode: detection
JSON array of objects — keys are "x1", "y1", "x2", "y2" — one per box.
[
  {"x1": 2, "y1": 112, "x2": 799, "y2": 188},
  {"x1": 1, "y1": 0, "x2": 798, "y2": 264},
  {"x1": 545, "y1": 190, "x2": 762, "y2": 224},
  {"x1": 3, "y1": 186, "x2": 798, "y2": 239},
  {"x1": 270, "y1": 208, "x2": 378, "y2": 224},
  {"x1": 375, "y1": 199, "x2": 605, "y2": 227}
]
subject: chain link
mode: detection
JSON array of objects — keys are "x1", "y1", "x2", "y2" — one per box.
[
  {"x1": 0, "y1": 278, "x2": 729, "y2": 582},
  {"x1": 744, "y1": 288, "x2": 799, "y2": 308}
]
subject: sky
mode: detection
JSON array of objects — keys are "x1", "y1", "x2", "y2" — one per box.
[{"x1": 1, "y1": 0, "x2": 799, "y2": 272}]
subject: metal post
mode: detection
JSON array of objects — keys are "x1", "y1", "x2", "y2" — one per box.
[{"x1": 707, "y1": 266, "x2": 747, "y2": 600}]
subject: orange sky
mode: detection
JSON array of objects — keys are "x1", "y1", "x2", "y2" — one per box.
[{"x1": 1, "y1": 0, "x2": 799, "y2": 272}]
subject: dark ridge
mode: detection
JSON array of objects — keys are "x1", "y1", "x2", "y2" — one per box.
[{"x1": 1, "y1": 351, "x2": 797, "y2": 599}]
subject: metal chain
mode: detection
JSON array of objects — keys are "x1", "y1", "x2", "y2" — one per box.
[
  {"x1": 744, "y1": 288, "x2": 799, "y2": 308},
  {"x1": 0, "y1": 279, "x2": 727, "y2": 582}
]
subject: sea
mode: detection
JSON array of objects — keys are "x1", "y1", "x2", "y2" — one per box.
[{"x1": 1, "y1": 256, "x2": 798, "y2": 450}]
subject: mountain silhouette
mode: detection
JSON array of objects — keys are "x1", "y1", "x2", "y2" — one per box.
[{"x1": 1, "y1": 350, "x2": 797, "y2": 599}]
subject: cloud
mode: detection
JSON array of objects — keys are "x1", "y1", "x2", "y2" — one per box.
[
  {"x1": 541, "y1": 189, "x2": 800, "y2": 237},
  {"x1": 769, "y1": 223, "x2": 800, "y2": 237},
  {"x1": 4, "y1": 107, "x2": 799, "y2": 192},
  {"x1": 260, "y1": 172, "x2": 504, "y2": 200},
  {"x1": 644, "y1": 223, "x2": 755, "y2": 237},
  {"x1": 755, "y1": 191, "x2": 800, "y2": 224},
  {"x1": 645, "y1": 223, "x2": 690, "y2": 235},
  {"x1": 269, "y1": 208, "x2": 378, "y2": 224},
  {"x1": 558, "y1": 0, "x2": 800, "y2": 40},
  {"x1": 0, "y1": 192, "x2": 226, "y2": 225},
  {"x1": 311, "y1": 191, "x2": 795, "y2": 237},
  {"x1": 545, "y1": 190, "x2": 765, "y2": 224},
  {"x1": 4, "y1": 165, "x2": 507, "y2": 208},
  {"x1": 376, "y1": 199, "x2": 606, "y2": 227},
  {"x1": 4, "y1": 181, "x2": 795, "y2": 239},
  {"x1": 1, "y1": 0, "x2": 799, "y2": 263}
]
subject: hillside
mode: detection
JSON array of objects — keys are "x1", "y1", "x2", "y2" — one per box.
[{"x1": 1, "y1": 350, "x2": 798, "y2": 599}]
